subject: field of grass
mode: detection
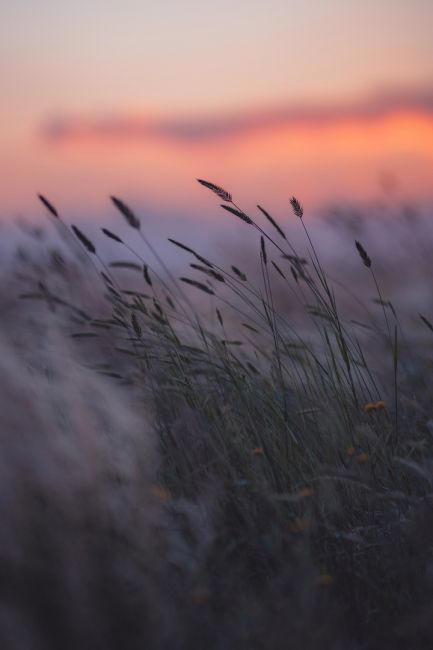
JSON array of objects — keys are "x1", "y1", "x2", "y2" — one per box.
[{"x1": 2, "y1": 183, "x2": 433, "y2": 649}]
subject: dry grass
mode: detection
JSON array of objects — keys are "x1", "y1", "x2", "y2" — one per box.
[{"x1": 2, "y1": 185, "x2": 433, "y2": 648}]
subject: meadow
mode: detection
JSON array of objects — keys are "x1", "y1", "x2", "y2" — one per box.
[{"x1": 1, "y1": 181, "x2": 433, "y2": 649}]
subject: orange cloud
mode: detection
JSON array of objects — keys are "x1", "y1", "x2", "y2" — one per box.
[
  {"x1": 40, "y1": 86, "x2": 433, "y2": 146},
  {"x1": 3, "y1": 86, "x2": 433, "y2": 217}
]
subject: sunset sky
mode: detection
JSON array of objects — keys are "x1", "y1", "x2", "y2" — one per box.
[{"x1": 1, "y1": 0, "x2": 433, "y2": 223}]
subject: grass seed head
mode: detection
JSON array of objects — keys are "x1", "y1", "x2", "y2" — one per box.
[
  {"x1": 71, "y1": 225, "x2": 96, "y2": 254},
  {"x1": 290, "y1": 266, "x2": 299, "y2": 283},
  {"x1": 260, "y1": 236, "x2": 267, "y2": 265},
  {"x1": 355, "y1": 240, "x2": 372, "y2": 268},
  {"x1": 38, "y1": 194, "x2": 59, "y2": 218},
  {"x1": 257, "y1": 204, "x2": 286, "y2": 239},
  {"x1": 168, "y1": 239, "x2": 214, "y2": 267},
  {"x1": 231, "y1": 266, "x2": 247, "y2": 281},
  {"x1": 110, "y1": 196, "x2": 141, "y2": 229},
  {"x1": 221, "y1": 204, "x2": 253, "y2": 225},
  {"x1": 143, "y1": 265, "x2": 152, "y2": 286},
  {"x1": 290, "y1": 196, "x2": 304, "y2": 219},
  {"x1": 197, "y1": 178, "x2": 232, "y2": 202},
  {"x1": 102, "y1": 228, "x2": 123, "y2": 243},
  {"x1": 190, "y1": 263, "x2": 225, "y2": 282},
  {"x1": 180, "y1": 277, "x2": 215, "y2": 295}
]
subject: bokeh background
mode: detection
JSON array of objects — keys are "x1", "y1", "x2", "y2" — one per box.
[{"x1": 1, "y1": 0, "x2": 433, "y2": 242}]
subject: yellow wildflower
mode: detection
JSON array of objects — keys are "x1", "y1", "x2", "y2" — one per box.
[
  {"x1": 298, "y1": 486, "x2": 314, "y2": 498},
  {"x1": 288, "y1": 517, "x2": 310, "y2": 533},
  {"x1": 191, "y1": 588, "x2": 211, "y2": 605},
  {"x1": 318, "y1": 574, "x2": 334, "y2": 586},
  {"x1": 149, "y1": 485, "x2": 171, "y2": 502},
  {"x1": 363, "y1": 400, "x2": 386, "y2": 413}
]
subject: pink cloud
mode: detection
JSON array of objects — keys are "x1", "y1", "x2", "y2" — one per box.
[{"x1": 40, "y1": 86, "x2": 433, "y2": 146}]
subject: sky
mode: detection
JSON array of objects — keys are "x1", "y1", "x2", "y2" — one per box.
[{"x1": 1, "y1": 0, "x2": 433, "y2": 224}]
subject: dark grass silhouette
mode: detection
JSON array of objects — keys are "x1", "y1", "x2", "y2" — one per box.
[{"x1": 1, "y1": 184, "x2": 433, "y2": 648}]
